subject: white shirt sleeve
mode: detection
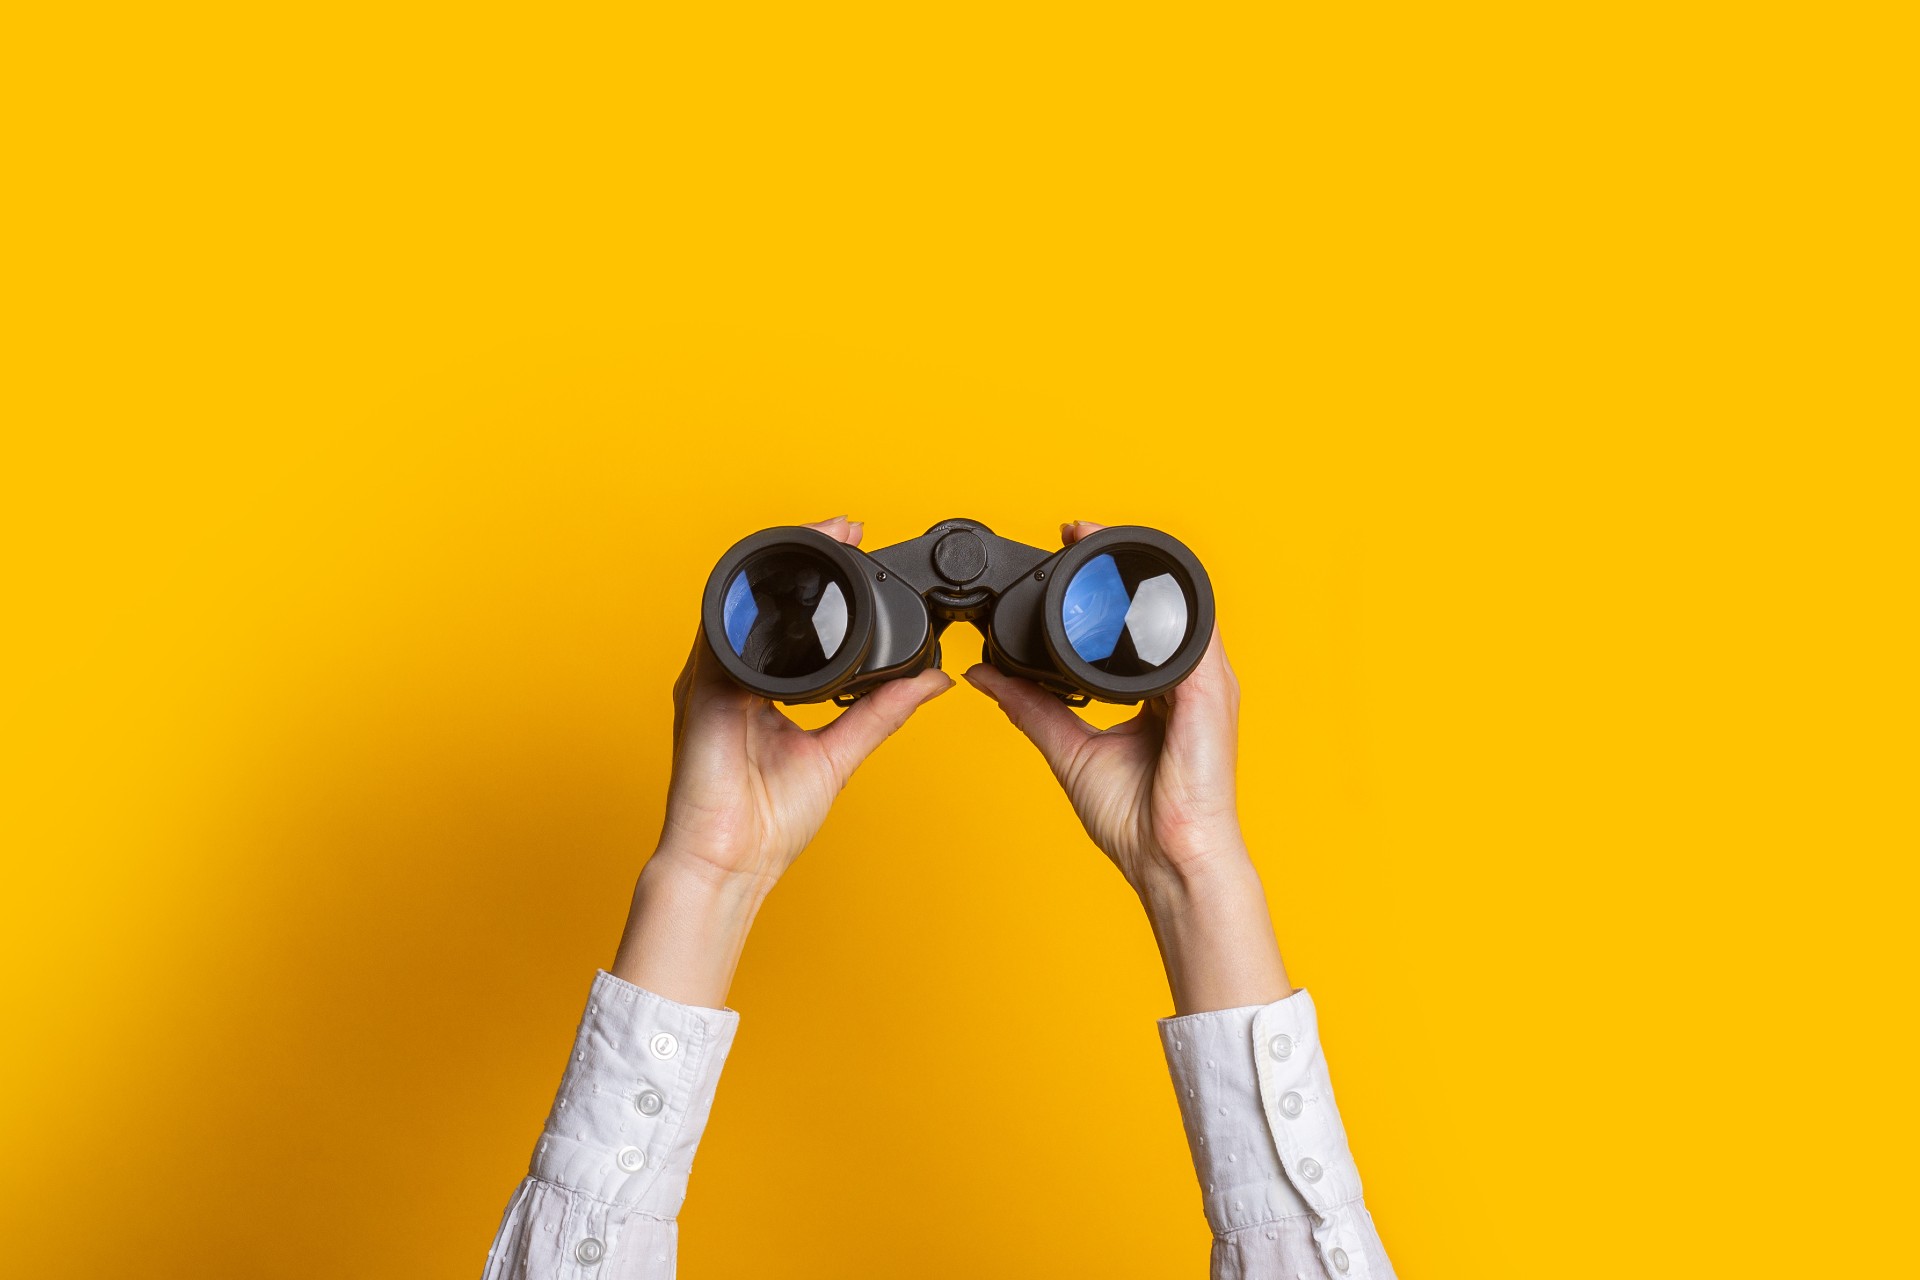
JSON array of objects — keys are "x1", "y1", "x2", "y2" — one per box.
[
  {"x1": 1159, "y1": 991, "x2": 1397, "y2": 1280},
  {"x1": 482, "y1": 970, "x2": 739, "y2": 1279}
]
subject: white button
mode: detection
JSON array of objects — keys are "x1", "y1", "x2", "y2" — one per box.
[
  {"x1": 616, "y1": 1146, "x2": 645, "y2": 1172},
  {"x1": 1331, "y1": 1246, "x2": 1350, "y2": 1273},
  {"x1": 635, "y1": 1089, "x2": 664, "y2": 1116},
  {"x1": 1280, "y1": 1091, "x2": 1304, "y2": 1118},
  {"x1": 1299, "y1": 1157, "x2": 1323, "y2": 1182},
  {"x1": 648, "y1": 1032, "x2": 679, "y2": 1060},
  {"x1": 575, "y1": 1237, "x2": 605, "y2": 1264},
  {"x1": 1269, "y1": 1033, "x2": 1293, "y2": 1061}
]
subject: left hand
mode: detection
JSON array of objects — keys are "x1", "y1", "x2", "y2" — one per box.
[{"x1": 614, "y1": 515, "x2": 952, "y2": 1006}]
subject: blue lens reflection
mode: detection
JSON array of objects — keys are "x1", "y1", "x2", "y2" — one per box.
[
  {"x1": 1061, "y1": 548, "x2": 1191, "y2": 676},
  {"x1": 723, "y1": 570, "x2": 759, "y2": 656},
  {"x1": 720, "y1": 549, "x2": 853, "y2": 678},
  {"x1": 1062, "y1": 552, "x2": 1128, "y2": 663}
]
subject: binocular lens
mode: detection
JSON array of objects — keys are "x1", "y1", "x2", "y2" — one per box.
[
  {"x1": 1061, "y1": 549, "x2": 1193, "y2": 678},
  {"x1": 721, "y1": 548, "x2": 853, "y2": 678}
]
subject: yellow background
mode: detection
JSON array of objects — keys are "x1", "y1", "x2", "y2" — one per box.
[{"x1": 2, "y1": 4, "x2": 1912, "y2": 1277}]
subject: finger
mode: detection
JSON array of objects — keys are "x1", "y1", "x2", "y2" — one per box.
[
  {"x1": 813, "y1": 668, "x2": 954, "y2": 784},
  {"x1": 1059, "y1": 518, "x2": 1106, "y2": 546},
  {"x1": 1164, "y1": 623, "x2": 1238, "y2": 714},
  {"x1": 963, "y1": 662, "x2": 1096, "y2": 773},
  {"x1": 803, "y1": 514, "x2": 865, "y2": 547},
  {"x1": 1160, "y1": 624, "x2": 1240, "y2": 782},
  {"x1": 671, "y1": 625, "x2": 701, "y2": 746},
  {"x1": 679, "y1": 616, "x2": 758, "y2": 723}
]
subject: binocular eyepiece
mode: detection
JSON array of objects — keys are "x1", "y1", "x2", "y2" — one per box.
[{"x1": 701, "y1": 518, "x2": 1214, "y2": 705}]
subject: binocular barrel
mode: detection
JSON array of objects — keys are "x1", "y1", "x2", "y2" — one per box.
[{"x1": 701, "y1": 518, "x2": 1214, "y2": 706}]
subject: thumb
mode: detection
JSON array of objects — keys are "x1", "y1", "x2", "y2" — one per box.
[
  {"x1": 814, "y1": 668, "x2": 955, "y2": 784},
  {"x1": 964, "y1": 663, "x2": 1094, "y2": 774}
]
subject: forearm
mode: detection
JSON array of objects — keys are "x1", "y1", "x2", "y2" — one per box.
[
  {"x1": 1145, "y1": 843, "x2": 1396, "y2": 1278},
  {"x1": 609, "y1": 851, "x2": 772, "y2": 1009},
  {"x1": 1137, "y1": 839, "x2": 1292, "y2": 1016},
  {"x1": 484, "y1": 866, "x2": 755, "y2": 1280}
]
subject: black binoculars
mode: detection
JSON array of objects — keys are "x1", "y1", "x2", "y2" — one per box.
[{"x1": 701, "y1": 518, "x2": 1214, "y2": 706}]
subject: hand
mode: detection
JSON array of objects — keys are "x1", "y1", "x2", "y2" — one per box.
[
  {"x1": 654, "y1": 514, "x2": 955, "y2": 890},
  {"x1": 613, "y1": 515, "x2": 952, "y2": 1006},
  {"x1": 965, "y1": 519, "x2": 1291, "y2": 1014},
  {"x1": 963, "y1": 520, "x2": 1246, "y2": 894}
]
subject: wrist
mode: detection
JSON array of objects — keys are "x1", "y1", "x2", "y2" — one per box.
[
  {"x1": 1136, "y1": 846, "x2": 1293, "y2": 1016},
  {"x1": 608, "y1": 849, "x2": 772, "y2": 1008},
  {"x1": 644, "y1": 841, "x2": 780, "y2": 906},
  {"x1": 1132, "y1": 828, "x2": 1254, "y2": 911}
]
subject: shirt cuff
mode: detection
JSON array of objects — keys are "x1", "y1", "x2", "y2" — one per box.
[
  {"x1": 1160, "y1": 990, "x2": 1381, "y2": 1279},
  {"x1": 529, "y1": 970, "x2": 740, "y2": 1216}
]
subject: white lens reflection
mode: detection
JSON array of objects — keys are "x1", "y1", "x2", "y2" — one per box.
[
  {"x1": 1122, "y1": 573, "x2": 1186, "y2": 666},
  {"x1": 812, "y1": 581, "x2": 848, "y2": 659}
]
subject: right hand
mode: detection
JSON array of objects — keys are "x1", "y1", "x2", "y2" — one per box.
[{"x1": 962, "y1": 519, "x2": 1249, "y2": 897}]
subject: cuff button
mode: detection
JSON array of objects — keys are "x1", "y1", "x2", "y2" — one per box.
[
  {"x1": 1268, "y1": 1033, "x2": 1293, "y2": 1061},
  {"x1": 648, "y1": 1032, "x2": 680, "y2": 1060}
]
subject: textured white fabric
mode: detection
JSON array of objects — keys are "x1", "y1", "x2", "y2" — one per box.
[
  {"x1": 483, "y1": 973, "x2": 1393, "y2": 1278},
  {"x1": 1160, "y1": 992, "x2": 1397, "y2": 1279},
  {"x1": 482, "y1": 971, "x2": 738, "y2": 1279}
]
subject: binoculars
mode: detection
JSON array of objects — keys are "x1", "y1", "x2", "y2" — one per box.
[{"x1": 701, "y1": 518, "x2": 1214, "y2": 706}]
